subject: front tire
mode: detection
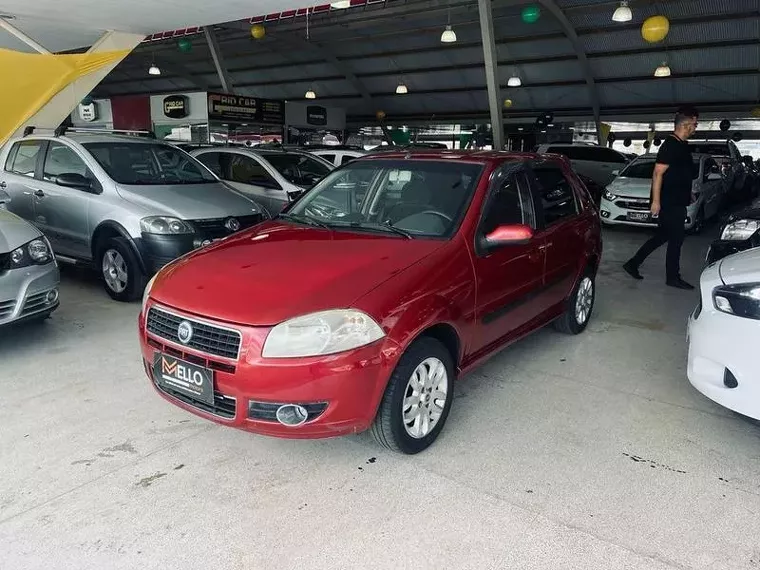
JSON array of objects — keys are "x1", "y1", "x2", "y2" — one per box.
[
  {"x1": 554, "y1": 269, "x2": 595, "y2": 335},
  {"x1": 97, "y1": 237, "x2": 146, "y2": 302},
  {"x1": 370, "y1": 337, "x2": 455, "y2": 454}
]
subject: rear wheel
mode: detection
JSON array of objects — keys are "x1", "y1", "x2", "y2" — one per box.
[
  {"x1": 370, "y1": 337, "x2": 454, "y2": 454},
  {"x1": 554, "y1": 270, "x2": 595, "y2": 335},
  {"x1": 97, "y1": 237, "x2": 146, "y2": 302}
]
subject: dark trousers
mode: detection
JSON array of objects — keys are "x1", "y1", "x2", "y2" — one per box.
[{"x1": 628, "y1": 206, "x2": 686, "y2": 280}]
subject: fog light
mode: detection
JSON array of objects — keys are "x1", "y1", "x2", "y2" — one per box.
[
  {"x1": 715, "y1": 295, "x2": 733, "y2": 314},
  {"x1": 601, "y1": 210, "x2": 610, "y2": 218},
  {"x1": 46, "y1": 289, "x2": 59, "y2": 304},
  {"x1": 276, "y1": 404, "x2": 309, "y2": 427}
]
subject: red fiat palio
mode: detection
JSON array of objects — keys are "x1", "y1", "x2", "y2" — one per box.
[{"x1": 138, "y1": 151, "x2": 602, "y2": 454}]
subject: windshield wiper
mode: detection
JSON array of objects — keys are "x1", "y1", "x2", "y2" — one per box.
[
  {"x1": 347, "y1": 222, "x2": 413, "y2": 239},
  {"x1": 276, "y1": 212, "x2": 331, "y2": 230}
]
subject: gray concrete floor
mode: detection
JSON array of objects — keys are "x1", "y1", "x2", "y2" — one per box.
[{"x1": 1, "y1": 225, "x2": 759, "y2": 570}]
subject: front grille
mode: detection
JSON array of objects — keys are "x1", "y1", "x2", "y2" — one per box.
[
  {"x1": 146, "y1": 307, "x2": 241, "y2": 360},
  {"x1": 615, "y1": 199, "x2": 650, "y2": 211},
  {"x1": 248, "y1": 401, "x2": 328, "y2": 423},
  {"x1": 0, "y1": 298, "x2": 16, "y2": 320},
  {"x1": 191, "y1": 214, "x2": 264, "y2": 240},
  {"x1": 22, "y1": 290, "x2": 52, "y2": 316}
]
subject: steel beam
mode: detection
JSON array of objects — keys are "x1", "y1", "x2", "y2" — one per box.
[
  {"x1": 204, "y1": 27, "x2": 235, "y2": 93},
  {"x1": 478, "y1": 0, "x2": 504, "y2": 150},
  {"x1": 0, "y1": 17, "x2": 49, "y2": 53}
]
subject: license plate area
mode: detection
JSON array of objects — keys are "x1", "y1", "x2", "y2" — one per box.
[
  {"x1": 153, "y1": 353, "x2": 214, "y2": 405},
  {"x1": 627, "y1": 211, "x2": 652, "y2": 222}
]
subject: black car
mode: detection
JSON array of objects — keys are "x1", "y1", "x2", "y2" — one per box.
[{"x1": 706, "y1": 205, "x2": 760, "y2": 264}]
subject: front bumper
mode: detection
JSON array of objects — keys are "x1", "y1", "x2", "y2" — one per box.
[
  {"x1": 0, "y1": 261, "x2": 60, "y2": 326},
  {"x1": 138, "y1": 301, "x2": 403, "y2": 439},
  {"x1": 600, "y1": 198, "x2": 697, "y2": 229},
  {"x1": 135, "y1": 234, "x2": 196, "y2": 276}
]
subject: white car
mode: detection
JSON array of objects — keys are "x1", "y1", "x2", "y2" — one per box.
[
  {"x1": 688, "y1": 247, "x2": 760, "y2": 419},
  {"x1": 536, "y1": 143, "x2": 629, "y2": 186},
  {"x1": 310, "y1": 148, "x2": 365, "y2": 167},
  {"x1": 192, "y1": 147, "x2": 334, "y2": 215},
  {"x1": 600, "y1": 153, "x2": 725, "y2": 233}
]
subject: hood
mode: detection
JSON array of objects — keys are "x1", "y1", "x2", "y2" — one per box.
[
  {"x1": 607, "y1": 177, "x2": 652, "y2": 198},
  {"x1": 151, "y1": 221, "x2": 446, "y2": 326},
  {"x1": 116, "y1": 183, "x2": 262, "y2": 219},
  {"x1": 719, "y1": 248, "x2": 760, "y2": 285},
  {"x1": 0, "y1": 209, "x2": 42, "y2": 253}
]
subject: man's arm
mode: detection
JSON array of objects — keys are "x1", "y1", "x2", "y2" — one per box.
[{"x1": 651, "y1": 163, "x2": 669, "y2": 216}]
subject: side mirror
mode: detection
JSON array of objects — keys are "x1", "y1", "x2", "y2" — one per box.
[
  {"x1": 482, "y1": 224, "x2": 534, "y2": 250},
  {"x1": 56, "y1": 173, "x2": 92, "y2": 191}
]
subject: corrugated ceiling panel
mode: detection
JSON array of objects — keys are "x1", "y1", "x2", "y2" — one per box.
[
  {"x1": 502, "y1": 60, "x2": 583, "y2": 84},
  {"x1": 498, "y1": 37, "x2": 573, "y2": 60},
  {"x1": 524, "y1": 85, "x2": 589, "y2": 109},
  {"x1": 669, "y1": 46, "x2": 759, "y2": 74},
  {"x1": 598, "y1": 82, "x2": 673, "y2": 106},
  {"x1": 673, "y1": 75, "x2": 758, "y2": 104}
]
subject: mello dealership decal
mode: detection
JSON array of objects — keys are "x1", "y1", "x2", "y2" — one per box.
[
  {"x1": 207, "y1": 92, "x2": 285, "y2": 125},
  {"x1": 163, "y1": 95, "x2": 189, "y2": 119}
]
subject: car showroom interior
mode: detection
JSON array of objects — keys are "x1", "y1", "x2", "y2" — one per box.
[{"x1": 2, "y1": 0, "x2": 760, "y2": 568}]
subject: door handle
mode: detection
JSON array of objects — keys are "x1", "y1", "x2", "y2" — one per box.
[
  {"x1": 33, "y1": 189, "x2": 45, "y2": 198},
  {"x1": 0, "y1": 181, "x2": 6, "y2": 189}
]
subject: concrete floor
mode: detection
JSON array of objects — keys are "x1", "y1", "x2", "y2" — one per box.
[{"x1": 1, "y1": 225, "x2": 759, "y2": 570}]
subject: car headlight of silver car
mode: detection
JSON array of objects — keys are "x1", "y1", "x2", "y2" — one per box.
[
  {"x1": 603, "y1": 189, "x2": 618, "y2": 202},
  {"x1": 262, "y1": 309, "x2": 385, "y2": 358},
  {"x1": 140, "y1": 216, "x2": 194, "y2": 235},
  {"x1": 713, "y1": 283, "x2": 760, "y2": 320},
  {"x1": 10, "y1": 237, "x2": 52, "y2": 268},
  {"x1": 721, "y1": 219, "x2": 760, "y2": 241}
]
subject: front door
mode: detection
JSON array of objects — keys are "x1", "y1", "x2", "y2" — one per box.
[{"x1": 472, "y1": 167, "x2": 546, "y2": 354}]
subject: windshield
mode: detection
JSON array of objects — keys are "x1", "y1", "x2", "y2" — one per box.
[
  {"x1": 620, "y1": 157, "x2": 700, "y2": 180},
  {"x1": 263, "y1": 153, "x2": 333, "y2": 187},
  {"x1": 286, "y1": 159, "x2": 484, "y2": 238},
  {"x1": 689, "y1": 143, "x2": 730, "y2": 157},
  {"x1": 83, "y1": 142, "x2": 217, "y2": 185}
]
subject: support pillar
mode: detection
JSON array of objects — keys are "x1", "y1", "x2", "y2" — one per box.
[
  {"x1": 477, "y1": 0, "x2": 504, "y2": 151},
  {"x1": 204, "y1": 27, "x2": 234, "y2": 94}
]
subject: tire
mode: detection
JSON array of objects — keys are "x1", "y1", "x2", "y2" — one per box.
[
  {"x1": 687, "y1": 206, "x2": 705, "y2": 235},
  {"x1": 553, "y1": 269, "x2": 596, "y2": 335},
  {"x1": 370, "y1": 337, "x2": 455, "y2": 454},
  {"x1": 96, "y1": 237, "x2": 146, "y2": 302}
]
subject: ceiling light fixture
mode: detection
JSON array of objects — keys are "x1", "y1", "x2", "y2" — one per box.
[
  {"x1": 396, "y1": 82, "x2": 408, "y2": 94},
  {"x1": 654, "y1": 62, "x2": 671, "y2": 77},
  {"x1": 305, "y1": 89, "x2": 317, "y2": 99},
  {"x1": 612, "y1": 1, "x2": 632, "y2": 23},
  {"x1": 330, "y1": 1, "x2": 351, "y2": 8},
  {"x1": 441, "y1": 25, "x2": 457, "y2": 43},
  {"x1": 148, "y1": 64, "x2": 161, "y2": 76},
  {"x1": 507, "y1": 74, "x2": 522, "y2": 87}
]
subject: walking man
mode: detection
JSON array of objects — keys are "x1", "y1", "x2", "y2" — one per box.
[{"x1": 623, "y1": 106, "x2": 699, "y2": 289}]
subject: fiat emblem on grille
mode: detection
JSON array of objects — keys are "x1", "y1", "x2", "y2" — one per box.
[
  {"x1": 225, "y1": 217, "x2": 241, "y2": 232},
  {"x1": 177, "y1": 321, "x2": 194, "y2": 344}
]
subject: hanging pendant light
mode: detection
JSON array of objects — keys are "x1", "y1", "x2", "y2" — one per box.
[
  {"x1": 507, "y1": 74, "x2": 522, "y2": 87},
  {"x1": 148, "y1": 63, "x2": 161, "y2": 76},
  {"x1": 305, "y1": 88, "x2": 316, "y2": 99},
  {"x1": 396, "y1": 82, "x2": 408, "y2": 94},
  {"x1": 441, "y1": 25, "x2": 457, "y2": 43},
  {"x1": 612, "y1": 1, "x2": 632, "y2": 23},
  {"x1": 654, "y1": 62, "x2": 671, "y2": 77}
]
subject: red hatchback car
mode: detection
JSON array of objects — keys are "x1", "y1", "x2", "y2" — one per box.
[{"x1": 138, "y1": 151, "x2": 601, "y2": 454}]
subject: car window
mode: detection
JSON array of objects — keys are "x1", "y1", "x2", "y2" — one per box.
[
  {"x1": 620, "y1": 160, "x2": 656, "y2": 179},
  {"x1": 227, "y1": 154, "x2": 279, "y2": 188},
  {"x1": 195, "y1": 152, "x2": 223, "y2": 177},
  {"x1": 83, "y1": 142, "x2": 216, "y2": 185},
  {"x1": 289, "y1": 159, "x2": 484, "y2": 238},
  {"x1": 482, "y1": 171, "x2": 536, "y2": 235},
  {"x1": 42, "y1": 142, "x2": 90, "y2": 182},
  {"x1": 319, "y1": 154, "x2": 336, "y2": 165},
  {"x1": 340, "y1": 155, "x2": 357, "y2": 166},
  {"x1": 532, "y1": 165, "x2": 578, "y2": 225},
  {"x1": 7, "y1": 141, "x2": 42, "y2": 177},
  {"x1": 264, "y1": 152, "x2": 332, "y2": 188}
]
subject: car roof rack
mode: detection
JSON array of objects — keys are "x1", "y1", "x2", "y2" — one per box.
[{"x1": 53, "y1": 126, "x2": 157, "y2": 139}]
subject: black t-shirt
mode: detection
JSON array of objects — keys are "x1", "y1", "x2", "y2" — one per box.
[{"x1": 656, "y1": 135, "x2": 695, "y2": 209}]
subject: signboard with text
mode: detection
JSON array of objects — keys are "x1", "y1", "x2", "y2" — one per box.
[
  {"x1": 207, "y1": 93, "x2": 285, "y2": 125},
  {"x1": 163, "y1": 95, "x2": 189, "y2": 119}
]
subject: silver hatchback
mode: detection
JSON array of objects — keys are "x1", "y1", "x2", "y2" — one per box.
[
  {"x1": 0, "y1": 131, "x2": 266, "y2": 302},
  {"x1": 0, "y1": 190, "x2": 60, "y2": 327}
]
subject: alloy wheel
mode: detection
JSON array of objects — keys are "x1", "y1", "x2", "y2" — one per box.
[
  {"x1": 402, "y1": 357, "x2": 449, "y2": 439},
  {"x1": 575, "y1": 277, "x2": 594, "y2": 325},
  {"x1": 102, "y1": 249, "x2": 128, "y2": 294}
]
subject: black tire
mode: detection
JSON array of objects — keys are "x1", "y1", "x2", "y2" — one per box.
[
  {"x1": 553, "y1": 269, "x2": 596, "y2": 335},
  {"x1": 688, "y1": 206, "x2": 705, "y2": 235},
  {"x1": 370, "y1": 337, "x2": 455, "y2": 454},
  {"x1": 96, "y1": 237, "x2": 146, "y2": 302}
]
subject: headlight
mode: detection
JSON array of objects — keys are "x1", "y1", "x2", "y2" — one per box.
[
  {"x1": 713, "y1": 283, "x2": 760, "y2": 320},
  {"x1": 9, "y1": 238, "x2": 51, "y2": 268},
  {"x1": 142, "y1": 274, "x2": 157, "y2": 312},
  {"x1": 262, "y1": 309, "x2": 385, "y2": 358},
  {"x1": 721, "y1": 219, "x2": 760, "y2": 241},
  {"x1": 603, "y1": 189, "x2": 618, "y2": 201},
  {"x1": 140, "y1": 216, "x2": 194, "y2": 235}
]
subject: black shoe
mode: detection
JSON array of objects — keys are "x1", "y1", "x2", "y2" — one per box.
[
  {"x1": 666, "y1": 278, "x2": 695, "y2": 290},
  {"x1": 623, "y1": 262, "x2": 643, "y2": 280}
]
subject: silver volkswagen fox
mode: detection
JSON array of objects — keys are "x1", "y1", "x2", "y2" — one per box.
[
  {"x1": 0, "y1": 131, "x2": 266, "y2": 302},
  {"x1": 0, "y1": 190, "x2": 60, "y2": 327}
]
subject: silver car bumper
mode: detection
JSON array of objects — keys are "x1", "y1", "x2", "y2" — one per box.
[{"x1": 0, "y1": 261, "x2": 60, "y2": 326}]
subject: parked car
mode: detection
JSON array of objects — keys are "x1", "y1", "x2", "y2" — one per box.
[
  {"x1": 688, "y1": 140, "x2": 747, "y2": 200},
  {"x1": 576, "y1": 173, "x2": 603, "y2": 205},
  {"x1": 705, "y1": 203, "x2": 760, "y2": 264},
  {"x1": 138, "y1": 151, "x2": 602, "y2": 454},
  {"x1": 741, "y1": 155, "x2": 760, "y2": 197},
  {"x1": 192, "y1": 147, "x2": 334, "y2": 215},
  {"x1": 599, "y1": 153, "x2": 724, "y2": 233},
  {"x1": 0, "y1": 131, "x2": 266, "y2": 302},
  {"x1": 535, "y1": 143, "x2": 629, "y2": 187},
  {"x1": 0, "y1": 189, "x2": 60, "y2": 326},
  {"x1": 310, "y1": 148, "x2": 366, "y2": 167},
  {"x1": 688, "y1": 247, "x2": 760, "y2": 420}
]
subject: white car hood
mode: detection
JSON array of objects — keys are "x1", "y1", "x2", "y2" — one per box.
[
  {"x1": 719, "y1": 248, "x2": 760, "y2": 285},
  {"x1": 607, "y1": 177, "x2": 652, "y2": 198}
]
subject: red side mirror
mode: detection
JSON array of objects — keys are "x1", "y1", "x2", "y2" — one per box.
[{"x1": 484, "y1": 224, "x2": 534, "y2": 247}]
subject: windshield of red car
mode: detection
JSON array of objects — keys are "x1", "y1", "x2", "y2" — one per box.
[{"x1": 286, "y1": 159, "x2": 485, "y2": 238}]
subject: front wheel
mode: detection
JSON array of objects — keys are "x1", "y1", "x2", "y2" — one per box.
[
  {"x1": 97, "y1": 237, "x2": 146, "y2": 302},
  {"x1": 554, "y1": 270, "x2": 595, "y2": 335},
  {"x1": 370, "y1": 337, "x2": 455, "y2": 454}
]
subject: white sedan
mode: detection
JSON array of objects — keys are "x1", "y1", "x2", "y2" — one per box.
[{"x1": 687, "y1": 247, "x2": 760, "y2": 419}]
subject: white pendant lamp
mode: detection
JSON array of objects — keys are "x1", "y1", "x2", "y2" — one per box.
[
  {"x1": 396, "y1": 82, "x2": 408, "y2": 94},
  {"x1": 612, "y1": 1, "x2": 632, "y2": 23},
  {"x1": 305, "y1": 89, "x2": 316, "y2": 99},
  {"x1": 507, "y1": 74, "x2": 522, "y2": 87},
  {"x1": 654, "y1": 62, "x2": 671, "y2": 77},
  {"x1": 441, "y1": 25, "x2": 457, "y2": 43},
  {"x1": 148, "y1": 63, "x2": 161, "y2": 76},
  {"x1": 331, "y1": 1, "x2": 351, "y2": 8}
]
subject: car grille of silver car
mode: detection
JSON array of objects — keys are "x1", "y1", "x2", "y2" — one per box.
[
  {"x1": 146, "y1": 307, "x2": 242, "y2": 360},
  {"x1": 191, "y1": 214, "x2": 264, "y2": 240},
  {"x1": 0, "y1": 298, "x2": 15, "y2": 321}
]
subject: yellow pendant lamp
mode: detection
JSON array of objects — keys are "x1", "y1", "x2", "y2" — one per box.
[{"x1": 641, "y1": 15, "x2": 669, "y2": 43}]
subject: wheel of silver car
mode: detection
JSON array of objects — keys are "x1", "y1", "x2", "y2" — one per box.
[
  {"x1": 574, "y1": 276, "x2": 594, "y2": 326},
  {"x1": 371, "y1": 337, "x2": 455, "y2": 454},
  {"x1": 102, "y1": 249, "x2": 128, "y2": 294},
  {"x1": 96, "y1": 236, "x2": 147, "y2": 303}
]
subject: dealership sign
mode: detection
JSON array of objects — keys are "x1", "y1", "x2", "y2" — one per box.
[
  {"x1": 306, "y1": 105, "x2": 328, "y2": 126},
  {"x1": 163, "y1": 95, "x2": 189, "y2": 119},
  {"x1": 207, "y1": 93, "x2": 285, "y2": 125},
  {"x1": 78, "y1": 102, "x2": 98, "y2": 122}
]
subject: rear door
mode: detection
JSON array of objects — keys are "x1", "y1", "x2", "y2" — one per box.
[
  {"x1": 1, "y1": 139, "x2": 45, "y2": 223},
  {"x1": 472, "y1": 165, "x2": 546, "y2": 354}
]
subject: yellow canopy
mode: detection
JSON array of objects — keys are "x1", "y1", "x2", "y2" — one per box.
[{"x1": 0, "y1": 48, "x2": 130, "y2": 143}]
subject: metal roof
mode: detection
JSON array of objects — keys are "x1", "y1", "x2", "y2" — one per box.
[{"x1": 90, "y1": 0, "x2": 760, "y2": 124}]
